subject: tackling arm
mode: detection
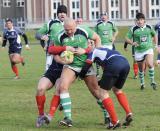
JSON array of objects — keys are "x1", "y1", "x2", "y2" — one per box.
[{"x1": 79, "y1": 60, "x2": 92, "y2": 79}]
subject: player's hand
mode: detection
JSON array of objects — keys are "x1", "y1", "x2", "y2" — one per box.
[
  {"x1": 132, "y1": 42, "x2": 139, "y2": 47},
  {"x1": 66, "y1": 46, "x2": 76, "y2": 52},
  {"x1": 74, "y1": 47, "x2": 85, "y2": 55},
  {"x1": 41, "y1": 35, "x2": 49, "y2": 41},
  {"x1": 25, "y1": 45, "x2": 30, "y2": 50}
]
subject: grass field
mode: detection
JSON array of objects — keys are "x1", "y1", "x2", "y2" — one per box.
[{"x1": 0, "y1": 44, "x2": 160, "y2": 131}]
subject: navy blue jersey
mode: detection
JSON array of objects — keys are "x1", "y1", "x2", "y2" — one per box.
[
  {"x1": 87, "y1": 48, "x2": 123, "y2": 66},
  {"x1": 3, "y1": 27, "x2": 24, "y2": 48}
]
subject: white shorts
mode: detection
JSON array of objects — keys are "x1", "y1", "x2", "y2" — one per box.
[
  {"x1": 63, "y1": 65, "x2": 96, "y2": 76},
  {"x1": 101, "y1": 44, "x2": 113, "y2": 50},
  {"x1": 135, "y1": 48, "x2": 153, "y2": 61}
]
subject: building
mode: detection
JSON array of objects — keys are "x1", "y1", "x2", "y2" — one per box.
[
  {"x1": 0, "y1": 0, "x2": 26, "y2": 28},
  {"x1": 0, "y1": 0, "x2": 160, "y2": 29}
]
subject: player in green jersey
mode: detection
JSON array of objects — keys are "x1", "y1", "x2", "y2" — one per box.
[
  {"x1": 95, "y1": 12, "x2": 118, "y2": 50},
  {"x1": 35, "y1": 5, "x2": 67, "y2": 71},
  {"x1": 125, "y1": 13, "x2": 158, "y2": 90},
  {"x1": 48, "y1": 18, "x2": 101, "y2": 127},
  {"x1": 95, "y1": 12, "x2": 118, "y2": 77}
]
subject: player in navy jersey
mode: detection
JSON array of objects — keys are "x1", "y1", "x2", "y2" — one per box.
[
  {"x1": 2, "y1": 18, "x2": 30, "y2": 79},
  {"x1": 79, "y1": 48, "x2": 133, "y2": 129}
]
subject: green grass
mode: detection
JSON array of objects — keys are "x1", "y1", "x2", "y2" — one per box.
[{"x1": 0, "y1": 44, "x2": 160, "y2": 131}]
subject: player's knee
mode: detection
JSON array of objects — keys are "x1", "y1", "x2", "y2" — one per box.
[
  {"x1": 37, "y1": 83, "x2": 49, "y2": 95},
  {"x1": 58, "y1": 82, "x2": 69, "y2": 92},
  {"x1": 11, "y1": 57, "x2": 20, "y2": 63}
]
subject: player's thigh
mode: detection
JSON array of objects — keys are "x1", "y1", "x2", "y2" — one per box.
[
  {"x1": 59, "y1": 67, "x2": 76, "y2": 88},
  {"x1": 9, "y1": 53, "x2": 21, "y2": 62},
  {"x1": 99, "y1": 72, "x2": 116, "y2": 90},
  {"x1": 84, "y1": 75, "x2": 100, "y2": 99},
  {"x1": 84, "y1": 75, "x2": 99, "y2": 90},
  {"x1": 145, "y1": 54, "x2": 154, "y2": 67},
  {"x1": 37, "y1": 77, "x2": 53, "y2": 91}
]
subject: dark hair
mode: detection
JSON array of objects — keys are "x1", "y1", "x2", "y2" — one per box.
[
  {"x1": 5, "y1": 18, "x2": 13, "y2": 23},
  {"x1": 136, "y1": 13, "x2": 145, "y2": 20},
  {"x1": 57, "y1": 5, "x2": 67, "y2": 14}
]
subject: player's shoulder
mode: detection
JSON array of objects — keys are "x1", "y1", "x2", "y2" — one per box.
[
  {"x1": 130, "y1": 25, "x2": 139, "y2": 32},
  {"x1": 48, "y1": 19, "x2": 61, "y2": 25},
  {"x1": 107, "y1": 20, "x2": 114, "y2": 25},
  {"x1": 144, "y1": 23, "x2": 152, "y2": 29},
  {"x1": 96, "y1": 20, "x2": 103, "y2": 26}
]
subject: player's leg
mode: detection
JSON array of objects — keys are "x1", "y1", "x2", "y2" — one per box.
[
  {"x1": 43, "y1": 69, "x2": 62, "y2": 125},
  {"x1": 83, "y1": 70, "x2": 110, "y2": 125},
  {"x1": 35, "y1": 77, "x2": 53, "y2": 128},
  {"x1": 132, "y1": 46, "x2": 138, "y2": 79},
  {"x1": 145, "y1": 52, "x2": 157, "y2": 90},
  {"x1": 9, "y1": 46, "x2": 24, "y2": 78},
  {"x1": 99, "y1": 72, "x2": 120, "y2": 129},
  {"x1": 135, "y1": 51, "x2": 146, "y2": 90},
  {"x1": 113, "y1": 62, "x2": 132, "y2": 126},
  {"x1": 9, "y1": 54, "x2": 20, "y2": 79},
  {"x1": 133, "y1": 59, "x2": 138, "y2": 79},
  {"x1": 58, "y1": 67, "x2": 76, "y2": 127}
]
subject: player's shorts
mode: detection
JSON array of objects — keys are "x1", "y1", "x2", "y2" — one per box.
[
  {"x1": 64, "y1": 65, "x2": 96, "y2": 77},
  {"x1": 101, "y1": 44, "x2": 113, "y2": 50},
  {"x1": 9, "y1": 44, "x2": 22, "y2": 54},
  {"x1": 43, "y1": 62, "x2": 63, "y2": 85},
  {"x1": 135, "y1": 48, "x2": 153, "y2": 62},
  {"x1": 98, "y1": 56, "x2": 130, "y2": 90}
]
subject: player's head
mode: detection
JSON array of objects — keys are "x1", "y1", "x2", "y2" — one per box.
[
  {"x1": 64, "y1": 17, "x2": 76, "y2": 37},
  {"x1": 57, "y1": 5, "x2": 67, "y2": 22},
  {"x1": 100, "y1": 12, "x2": 108, "y2": 22},
  {"x1": 76, "y1": 17, "x2": 83, "y2": 25},
  {"x1": 135, "y1": 13, "x2": 145, "y2": 27},
  {"x1": 5, "y1": 18, "x2": 13, "y2": 29}
]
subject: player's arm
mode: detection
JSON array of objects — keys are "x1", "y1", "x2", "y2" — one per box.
[
  {"x1": 2, "y1": 31, "x2": 7, "y2": 48},
  {"x1": 125, "y1": 29, "x2": 138, "y2": 47},
  {"x1": 79, "y1": 59, "x2": 93, "y2": 79},
  {"x1": 16, "y1": 27, "x2": 30, "y2": 49},
  {"x1": 112, "y1": 24, "x2": 118, "y2": 43},
  {"x1": 2, "y1": 39, "x2": 7, "y2": 48},
  {"x1": 79, "y1": 51, "x2": 95, "y2": 78},
  {"x1": 91, "y1": 32, "x2": 101, "y2": 47},
  {"x1": 21, "y1": 33, "x2": 30, "y2": 50},
  {"x1": 124, "y1": 41, "x2": 129, "y2": 51},
  {"x1": 35, "y1": 23, "x2": 49, "y2": 40}
]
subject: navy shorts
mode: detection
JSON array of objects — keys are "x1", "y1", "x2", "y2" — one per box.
[
  {"x1": 9, "y1": 44, "x2": 22, "y2": 54},
  {"x1": 43, "y1": 59, "x2": 63, "y2": 85},
  {"x1": 99, "y1": 57, "x2": 130, "y2": 90}
]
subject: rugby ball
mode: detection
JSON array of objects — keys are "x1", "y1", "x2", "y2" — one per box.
[{"x1": 60, "y1": 51, "x2": 74, "y2": 64}]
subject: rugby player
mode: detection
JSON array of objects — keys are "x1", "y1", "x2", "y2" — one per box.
[
  {"x1": 125, "y1": 13, "x2": 158, "y2": 90},
  {"x1": 2, "y1": 18, "x2": 30, "y2": 79}
]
